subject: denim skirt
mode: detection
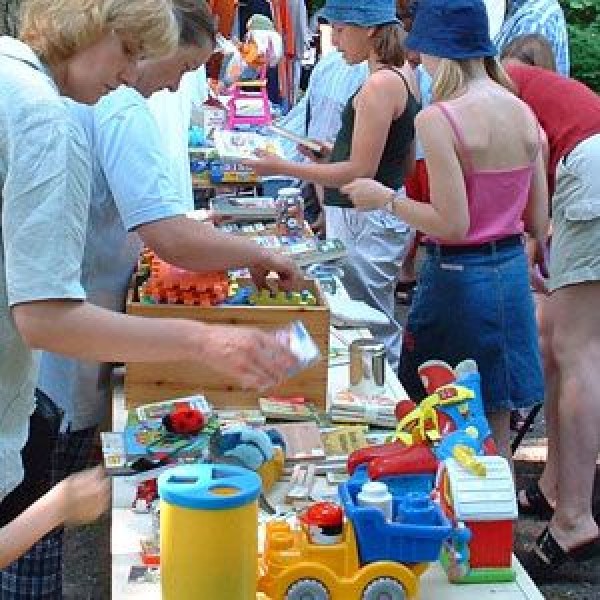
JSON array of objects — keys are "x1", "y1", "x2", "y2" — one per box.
[{"x1": 399, "y1": 240, "x2": 544, "y2": 412}]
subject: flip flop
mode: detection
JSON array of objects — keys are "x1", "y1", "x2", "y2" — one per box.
[
  {"x1": 517, "y1": 481, "x2": 554, "y2": 520},
  {"x1": 521, "y1": 526, "x2": 600, "y2": 583},
  {"x1": 534, "y1": 526, "x2": 600, "y2": 567}
]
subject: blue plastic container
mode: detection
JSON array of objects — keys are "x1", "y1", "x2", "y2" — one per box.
[{"x1": 339, "y1": 476, "x2": 452, "y2": 565}]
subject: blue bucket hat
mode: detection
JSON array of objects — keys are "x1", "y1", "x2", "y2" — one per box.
[
  {"x1": 321, "y1": 0, "x2": 399, "y2": 27},
  {"x1": 406, "y1": 0, "x2": 496, "y2": 60}
]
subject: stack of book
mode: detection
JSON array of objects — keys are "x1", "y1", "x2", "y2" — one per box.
[{"x1": 329, "y1": 389, "x2": 398, "y2": 428}]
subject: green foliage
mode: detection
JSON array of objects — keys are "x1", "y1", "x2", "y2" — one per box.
[{"x1": 560, "y1": 0, "x2": 600, "y2": 92}]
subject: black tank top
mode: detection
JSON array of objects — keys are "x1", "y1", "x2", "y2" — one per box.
[{"x1": 324, "y1": 67, "x2": 420, "y2": 207}]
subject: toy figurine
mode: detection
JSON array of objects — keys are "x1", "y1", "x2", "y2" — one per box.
[{"x1": 299, "y1": 502, "x2": 344, "y2": 545}]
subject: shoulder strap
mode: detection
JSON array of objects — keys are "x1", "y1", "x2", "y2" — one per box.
[
  {"x1": 375, "y1": 65, "x2": 410, "y2": 93},
  {"x1": 434, "y1": 102, "x2": 474, "y2": 174}
]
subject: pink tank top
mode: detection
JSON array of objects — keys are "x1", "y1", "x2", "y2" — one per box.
[{"x1": 430, "y1": 102, "x2": 540, "y2": 246}]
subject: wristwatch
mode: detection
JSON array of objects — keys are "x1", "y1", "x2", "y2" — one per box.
[{"x1": 383, "y1": 189, "x2": 401, "y2": 213}]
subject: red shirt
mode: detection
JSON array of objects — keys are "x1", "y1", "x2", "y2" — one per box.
[{"x1": 506, "y1": 64, "x2": 600, "y2": 194}]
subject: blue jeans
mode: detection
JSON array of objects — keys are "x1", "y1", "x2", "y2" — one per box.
[{"x1": 399, "y1": 239, "x2": 544, "y2": 411}]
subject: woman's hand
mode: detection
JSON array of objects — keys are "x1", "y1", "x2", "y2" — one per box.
[
  {"x1": 244, "y1": 150, "x2": 289, "y2": 177},
  {"x1": 298, "y1": 141, "x2": 332, "y2": 163},
  {"x1": 249, "y1": 251, "x2": 303, "y2": 291},
  {"x1": 341, "y1": 178, "x2": 393, "y2": 211},
  {"x1": 526, "y1": 235, "x2": 550, "y2": 295}
]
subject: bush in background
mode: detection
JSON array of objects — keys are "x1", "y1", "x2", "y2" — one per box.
[{"x1": 560, "y1": 0, "x2": 600, "y2": 91}]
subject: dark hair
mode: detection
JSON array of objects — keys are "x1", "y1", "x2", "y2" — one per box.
[
  {"x1": 173, "y1": 0, "x2": 217, "y2": 49},
  {"x1": 372, "y1": 22, "x2": 406, "y2": 67},
  {"x1": 500, "y1": 33, "x2": 557, "y2": 72}
]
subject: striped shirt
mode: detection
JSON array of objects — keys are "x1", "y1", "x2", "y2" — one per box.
[
  {"x1": 278, "y1": 50, "x2": 368, "y2": 160},
  {"x1": 494, "y1": 0, "x2": 570, "y2": 76}
]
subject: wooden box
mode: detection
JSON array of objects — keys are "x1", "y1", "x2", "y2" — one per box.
[{"x1": 124, "y1": 278, "x2": 330, "y2": 410}]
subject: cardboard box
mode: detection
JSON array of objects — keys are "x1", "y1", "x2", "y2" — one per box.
[{"x1": 125, "y1": 278, "x2": 329, "y2": 410}]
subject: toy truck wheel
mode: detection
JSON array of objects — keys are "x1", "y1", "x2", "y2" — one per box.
[
  {"x1": 361, "y1": 577, "x2": 407, "y2": 600},
  {"x1": 284, "y1": 578, "x2": 330, "y2": 600}
]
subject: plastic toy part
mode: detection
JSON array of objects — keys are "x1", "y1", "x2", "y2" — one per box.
[
  {"x1": 159, "y1": 464, "x2": 261, "y2": 600},
  {"x1": 437, "y1": 456, "x2": 518, "y2": 584},
  {"x1": 162, "y1": 406, "x2": 204, "y2": 436},
  {"x1": 300, "y1": 502, "x2": 344, "y2": 545},
  {"x1": 340, "y1": 477, "x2": 452, "y2": 565},
  {"x1": 137, "y1": 250, "x2": 230, "y2": 306},
  {"x1": 249, "y1": 288, "x2": 317, "y2": 306},
  {"x1": 257, "y1": 519, "x2": 420, "y2": 600}
]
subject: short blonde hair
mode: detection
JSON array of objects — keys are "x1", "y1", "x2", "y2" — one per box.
[
  {"x1": 20, "y1": 0, "x2": 178, "y2": 63},
  {"x1": 433, "y1": 57, "x2": 515, "y2": 101}
]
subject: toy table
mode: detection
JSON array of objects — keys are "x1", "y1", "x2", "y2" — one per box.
[{"x1": 110, "y1": 328, "x2": 544, "y2": 600}]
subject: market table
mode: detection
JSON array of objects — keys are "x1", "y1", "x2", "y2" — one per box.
[{"x1": 110, "y1": 328, "x2": 544, "y2": 600}]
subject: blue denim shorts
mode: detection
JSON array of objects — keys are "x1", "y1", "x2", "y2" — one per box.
[{"x1": 399, "y1": 239, "x2": 544, "y2": 412}]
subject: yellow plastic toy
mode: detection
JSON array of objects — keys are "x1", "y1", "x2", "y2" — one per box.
[
  {"x1": 258, "y1": 520, "x2": 422, "y2": 600},
  {"x1": 159, "y1": 464, "x2": 262, "y2": 600},
  {"x1": 393, "y1": 384, "x2": 476, "y2": 446}
]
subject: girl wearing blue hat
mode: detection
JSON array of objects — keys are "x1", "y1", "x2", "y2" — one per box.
[
  {"x1": 247, "y1": 0, "x2": 420, "y2": 369},
  {"x1": 343, "y1": 0, "x2": 548, "y2": 460}
]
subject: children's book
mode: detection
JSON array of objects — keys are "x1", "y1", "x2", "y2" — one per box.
[
  {"x1": 213, "y1": 130, "x2": 283, "y2": 161},
  {"x1": 321, "y1": 425, "x2": 369, "y2": 460},
  {"x1": 101, "y1": 395, "x2": 218, "y2": 475},
  {"x1": 267, "y1": 124, "x2": 323, "y2": 155},
  {"x1": 251, "y1": 236, "x2": 347, "y2": 267},
  {"x1": 214, "y1": 407, "x2": 266, "y2": 426}
]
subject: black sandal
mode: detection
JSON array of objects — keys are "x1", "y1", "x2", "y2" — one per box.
[
  {"x1": 535, "y1": 526, "x2": 600, "y2": 566},
  {"x1": 521, "y1": 526, "x2": 600, "y2": 583},
  {"x1": 518, "y1": 481, "x2": 554, "y2": 520}
]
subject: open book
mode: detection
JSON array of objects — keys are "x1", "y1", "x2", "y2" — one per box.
[
  {"x1": 268, "y1": 124, "x2": 323, "y2": 155},
  {"x1": 213, "y1": 130, "x2": 283, "y2": 161}
]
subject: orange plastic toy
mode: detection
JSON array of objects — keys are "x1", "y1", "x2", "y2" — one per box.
[{"x1": 137, "y1": 250, "x2": 229, "y2": 306}]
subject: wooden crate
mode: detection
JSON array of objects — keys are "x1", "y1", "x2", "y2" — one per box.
[{"x1": 124, "y1": 278, "x2": 329, "y2": 410}]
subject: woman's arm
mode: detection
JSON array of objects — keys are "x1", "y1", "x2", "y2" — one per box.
[
  {"x1": 247, "y1": 73, "x2": 400, "y2": 188},
  {"x1": 522, "y1": 132, "x2": 549, "y2": 242}
]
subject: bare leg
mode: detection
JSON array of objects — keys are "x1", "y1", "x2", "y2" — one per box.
[
  {"x1": 520, "y1": 293, "x2": 559, "y2": 507},
  {"x1": 487, "y1": 410, "x2": 511, "y2": 464},
  {"x1": 548, "y1": 282, "x2": 600, "y2": 550}
]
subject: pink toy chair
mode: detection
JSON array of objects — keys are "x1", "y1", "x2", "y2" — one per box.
[{"x1": 226, "y1": 41, "x2": 274, "y2": 129}]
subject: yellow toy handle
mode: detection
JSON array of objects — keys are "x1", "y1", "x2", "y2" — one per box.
[
  {"x1": 393, "y1": 385, "x2": 476, "y2": 445},
  {"x1": 452, "y1": 444, "x2": 486, "y2": 477}
]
